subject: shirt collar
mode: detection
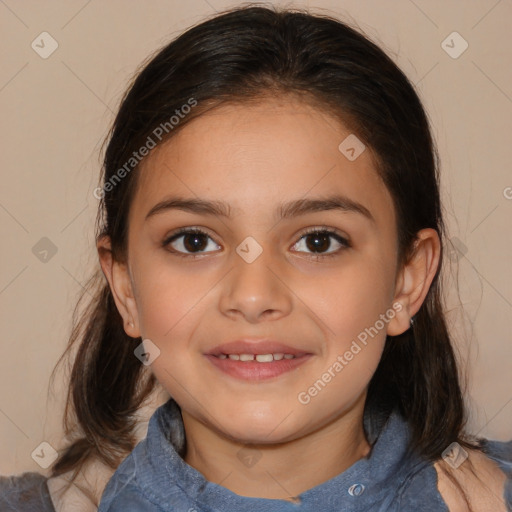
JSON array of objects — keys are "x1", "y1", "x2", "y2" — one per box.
[{"x1": 136, "y1": 398, "x2": 429, "y2": 511}]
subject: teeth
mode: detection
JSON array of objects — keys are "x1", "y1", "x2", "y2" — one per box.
[
  {"x1": 218, "y1": 353, "x2": 296, "y2": 361},
  {"x1": 255, "y1": 354, "x2": 273, "y2": 362}
]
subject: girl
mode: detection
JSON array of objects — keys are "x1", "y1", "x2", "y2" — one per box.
[{"x1": 2, "y1": 4, "x2": 511, "y2": 511}]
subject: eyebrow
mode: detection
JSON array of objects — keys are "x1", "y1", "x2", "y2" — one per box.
[{"x1": 145, "y1": 194, "x2": 374, "y2": 223}]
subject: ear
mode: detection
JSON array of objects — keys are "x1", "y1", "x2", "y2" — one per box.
[
  {"x1": 97, "y1": 235, "x2": 141, "y2": 338},
  {"x1": 386, "y1": 228, "x2": 441, "y2": 336}
]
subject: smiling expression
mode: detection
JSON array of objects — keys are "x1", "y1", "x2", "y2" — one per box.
[{"x1": 118, "y1": 94, "x2": 402, "y2": 444}]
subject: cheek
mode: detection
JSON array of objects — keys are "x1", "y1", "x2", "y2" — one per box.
[
  {"x1": 134, "y1": 263, "x2": 214, "y2": 339},
  {"x1": 307, "y1": 257, "x2": 396, "y2": 343},
  {"x1": 134, "y1": 267, "x2": 208, "y2": 402}
]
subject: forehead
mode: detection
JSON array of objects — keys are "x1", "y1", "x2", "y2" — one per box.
[{"x1": 130, "y1": 96, "x2": 394, "y2": 228}]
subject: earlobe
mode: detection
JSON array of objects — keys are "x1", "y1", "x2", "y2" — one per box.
[
  {"x1": 97, "y1": 235, "x2": 141, "y2": 338},
  {"x1": 386, "y1": 228, "x2": 441, "y2": 337},
  {"x1": 386, "y1": 297, "x2": 411, "y2": 336}
]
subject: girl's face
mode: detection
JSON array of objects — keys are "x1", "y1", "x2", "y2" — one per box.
[{"x1": 118, "y1": 95, "x2": 406, "y2": 443}]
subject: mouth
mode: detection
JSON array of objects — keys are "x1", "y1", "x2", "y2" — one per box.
[{"x1": 204, "y1": 339, "x2": 313, "y2": 380}]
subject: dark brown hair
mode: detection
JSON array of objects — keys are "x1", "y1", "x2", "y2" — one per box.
[{"x1": 49, "y1": 2, "x2": 485, "y2": 505}]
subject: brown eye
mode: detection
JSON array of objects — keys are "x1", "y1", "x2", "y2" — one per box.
[
  {"x1": 163, "y1": 228, "x2": 220, "y2": 256},
  {"x1": 292, "y1": 229, "x2": 350, "y2": 258}
]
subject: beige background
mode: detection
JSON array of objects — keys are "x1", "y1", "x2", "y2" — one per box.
[{"x1": 1, "y1": 0, "x2": 511, "y2": 477}]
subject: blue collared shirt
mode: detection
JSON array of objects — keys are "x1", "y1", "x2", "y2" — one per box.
[{"x1": 96, "y1": 398, "x2": 512, "y2": 512}]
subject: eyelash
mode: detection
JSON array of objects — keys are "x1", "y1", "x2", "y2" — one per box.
[{"x1": 162, "y1": 226, "x2": 351, "y2": 260}]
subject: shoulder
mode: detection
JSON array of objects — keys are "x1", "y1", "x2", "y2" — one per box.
[
  {"x1": 433, "y1": 444, "x2": 511, "y2": 512},
  {"x1": 0, "y1": 471, "x2": 56, "y2": 512},
  {"x1": 97, "y1": 446, "x2": 187, "y2": 512}
]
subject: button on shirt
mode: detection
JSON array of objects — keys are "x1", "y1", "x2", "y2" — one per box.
[{"x1": 96, "y1": 398, "x2": 512, "y2": 512}]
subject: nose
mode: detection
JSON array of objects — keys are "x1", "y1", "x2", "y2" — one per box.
[{"x1": 219, "y1": 247, "x2": 293, "y2": 323}]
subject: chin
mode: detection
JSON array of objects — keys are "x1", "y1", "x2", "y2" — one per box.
[{"x1": 217, "y1": 406, "x2": 302, "y2": 444}]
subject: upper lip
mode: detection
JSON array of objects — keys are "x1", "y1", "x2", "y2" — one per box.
[{"x1": 206, "y1": 339, "x2": 311, "y2": 357}]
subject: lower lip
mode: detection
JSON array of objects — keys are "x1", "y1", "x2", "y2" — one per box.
[{"x1": 204, "y1": 354, "x2": 313, "y2": 380}]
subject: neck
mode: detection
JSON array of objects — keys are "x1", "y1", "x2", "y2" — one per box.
[{"x1": 182, "y1": 393, "x2": 371, "y2": 499}]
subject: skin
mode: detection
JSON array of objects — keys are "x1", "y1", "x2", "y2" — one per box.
[
  {"x1": 97, "y1": 95, "x2": 442, "y2": 500},
  {"x1": 434, "y1": 452, "x2": 508, "y2": 511}
]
